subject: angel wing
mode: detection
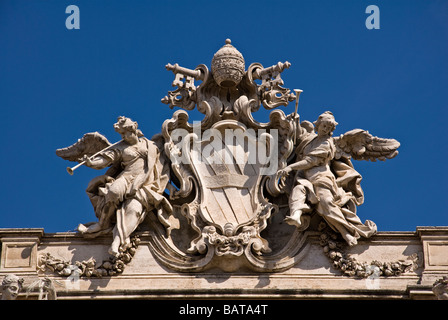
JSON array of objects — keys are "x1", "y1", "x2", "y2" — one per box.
[
  {"x1": 334, "y1": 129, "x2": 400, "y2": 161},
  {"x1": 56, "y1": 132, "x2": 112, "y2": 162}
]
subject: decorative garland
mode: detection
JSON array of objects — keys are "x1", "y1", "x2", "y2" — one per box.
[
  {"x1": 38, "y1": 236, "x2": 140, "y2": 278},
  {"x1": 38, "y1": 228, "x2": 419, "y2": 280},
  {"x1": 317, "y1": 222, "x2": 419, "y2": 278}
]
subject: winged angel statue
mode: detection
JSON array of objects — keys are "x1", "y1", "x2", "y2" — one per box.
[
  {"x1": 56, "y1": 116, "x2": 172, "y2": 256},
  {"x1": 278, "y1": 111, "x2": 400, "y2": 246}
]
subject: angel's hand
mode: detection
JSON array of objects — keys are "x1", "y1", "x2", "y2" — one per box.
[
  {"x1": 82, "y1": 154, "x2": 93, "y2": 167},
  {"x1": 278, "y1": 166, "x2": 292, "y2": 178},
  {"x1": 277, "y1": 167, "x2": 292, "y2": 189}
]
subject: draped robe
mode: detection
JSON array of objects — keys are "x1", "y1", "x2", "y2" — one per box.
[{"x1": 289, "y1": 131, "x2": 377, "y2": 243}]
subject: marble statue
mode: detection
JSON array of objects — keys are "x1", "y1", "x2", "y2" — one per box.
[
  {"x1": 56, "y1": 116, "x2": 172, "y2": 257},
  {"x1": 1, "y1": 274, "x2": 24, "y2": 300},
  {"x1": 278, "y1": 111, "x2": 399, "y2": 246},
  {"x1": 433, "y1": 276, "x2": 448, "y2": 300}
]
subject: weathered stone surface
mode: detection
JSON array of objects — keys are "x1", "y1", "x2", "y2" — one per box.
[{"x1": 1, "y1": 227, "x2": 446, "y2": 300}]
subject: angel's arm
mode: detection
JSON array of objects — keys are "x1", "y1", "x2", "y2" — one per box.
[
  {"x1": 288, "y1": 156, "x2": 321, "y2": 171},
  {"x1": 277, "y1": 156, "x2": 320, "y2": 189},
  {"x1": 84, "y1": 149, "x2": 119, "y2": 170},
  {"x1": 280, "y1": 139, "x2": 329, "y2": 175},
  {"x1": 84, "y1": 156, "x2": 110, "y2": 169}
]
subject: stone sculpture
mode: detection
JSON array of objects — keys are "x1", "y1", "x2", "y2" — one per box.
[
  {"x1": 55, "y1": 39, "x2": 401, "y2": 274},
  {"x1": 433, "y1": 276, "x2": 448, "y2": 300},
  {"x1": 278, "y1": 111, "x2": 399, "y2": 246},
  {"x1": 1, "y1": 274, "x2": 24, "y2": 300},
  {"x1": 56, "y1": 116, "x2": 172, "y2": 257},
  {"x1": 38, "y1": 236, "x2": 140, "y2": 277},
  {"x1": 26, "y1": 277, "x2": 58, "y2": 300}
]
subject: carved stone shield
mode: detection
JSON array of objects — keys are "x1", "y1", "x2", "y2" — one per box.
[
  {"x1": 148, "y1": 39, "x2": 313, "y2": 272},
  {"x1": 188, "y1": 120, "x2": 267, "y2": 232}
]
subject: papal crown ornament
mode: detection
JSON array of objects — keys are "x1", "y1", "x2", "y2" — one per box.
[
  {"x1": 211, "y1": 39, "x2": 245, "y2": 88},
  {"x1": 162, "y1": 38, "x2": 295, "y2": 112}
]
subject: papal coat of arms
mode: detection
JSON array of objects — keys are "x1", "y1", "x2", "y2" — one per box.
[{"x1": 56, "y1": 39, "x2": 400, "y2": 273}]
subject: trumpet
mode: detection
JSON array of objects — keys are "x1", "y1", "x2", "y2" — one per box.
[
  {"x1": 67, "y1": 140, "x2": 122, "y2": 175},
  {"x1": 293, "y1": 89, "x2": 303, "y2": 143}
]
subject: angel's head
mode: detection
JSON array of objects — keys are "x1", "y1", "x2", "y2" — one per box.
[
  {"x1": 313, "y1": 111, "x2": 338, "y2": 136},
  {"x1": 114, "y1": 116, "x2": 143, "y2": 145}
]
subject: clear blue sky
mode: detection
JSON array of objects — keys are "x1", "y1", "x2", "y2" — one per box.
[{"x1": 1, "y1": 0, "x2": 447, "y2": 232}]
